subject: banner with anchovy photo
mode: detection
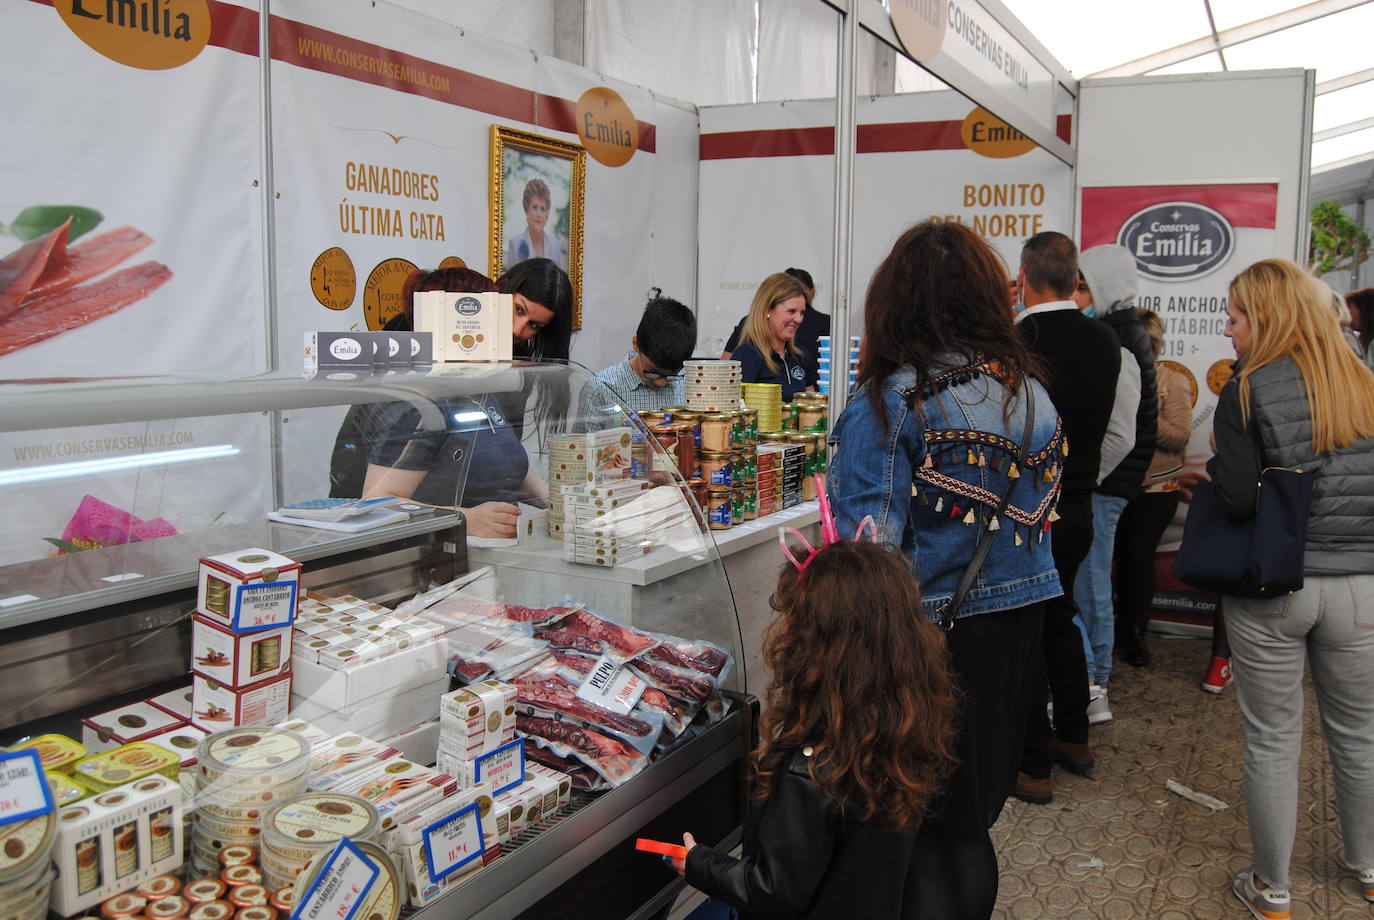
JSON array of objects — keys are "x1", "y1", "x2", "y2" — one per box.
[
  {"x1": 1, "y1": 0, "x2": 266, "y2": 377},
  {"x1": 1080, "y1": 181, "x2": 1279, "y2": 623}
]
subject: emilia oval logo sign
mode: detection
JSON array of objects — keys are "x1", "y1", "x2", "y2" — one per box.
[
  {"x1": 961, "y1": 107, "x2": 1036, "y2": 159},
  {"x1": 1117, "y1": 202, "x2": 1234, "y2": 281},
  {"x1": 455, "y1": 296, "x2": 482, "y2": 316},
  {"x1": 57, "y1": 0, "x2": 212, "y2": 70},
  {"x1": 577, "y1": 87, "x2": 638, "y2": 168}
]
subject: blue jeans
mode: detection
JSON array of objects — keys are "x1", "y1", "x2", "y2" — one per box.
[
  {"x1": 1073, "y1": 492, "x2": 1127, "y2": 685},
  {"x1": 1226, "y1": 574, "x2": 1374, "y2": 889}
]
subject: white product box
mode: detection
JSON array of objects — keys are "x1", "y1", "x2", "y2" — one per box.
[
  {"x1": 414, "y1": 291, "x2": 513, "y2": 362},
  {"x1": 436, "y1": 738, "x2": 524, "y2": 796},
  {"x1": 381, "y1": 719, "x2": 441, "y2": 768},
  {"x1": 526, "y1": 763, "x2": 572, "y2": 810},
  {"x1": 142, "y1": 722, "x2": 208, "y2": 768},
  {"x1": 438, "y1": 681, "x2": 516, "y2": 759},
  {"x1": 516, "y1": 501, "x2": 549, "y2": 542},
  {"x1": 304, "y1": 331, "x2": 374, "y2": 379},
  {"x1": 394, "y1": 783, "x2": 494, "y2": 908},
  {"x1": 81, "y1": 702, "x2": 185, "y2": 753},
  {"x1": 307, "y1": 743, "x2": 402, "y2": 792},
  {"x1": 51, "y1": 774, "x2": 184, "y2": 916},
  {"x1": 192, "y1": 615, "x2": 292, "y2": 688},
  {"x1": 290, "y1": 676, "x2": 449, "y2": 740},
  {"x1": 333, "y1": 758, "x2": 454, "y2": 829},
  {"x1": 291, "y1": 638, "x2": 447, "y2": 709},
  {"x1": 190, "y1": 671, "x2": 291, "y2": 732},
  {"x1": 197, "y1": 548, "x2": 300, "y2": 632},
  {"x1": 145, "y1": 686, "x2": 193, "y2": 722}
]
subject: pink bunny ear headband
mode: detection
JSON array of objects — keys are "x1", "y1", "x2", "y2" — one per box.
[{"x1": 779, "y1": 474, "x2": 878, "y2": 574}]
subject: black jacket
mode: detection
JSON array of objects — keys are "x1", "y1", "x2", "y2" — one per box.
[
  {"x1": 685, "y1": 751, "x2": 921, "y2": 919},
  {"x1": 1018, "y1": 309, "x2": 1121, "y2": 503},
  {"x1": 1097, "y1": 311, "x2": 1158, "y2": 498}
]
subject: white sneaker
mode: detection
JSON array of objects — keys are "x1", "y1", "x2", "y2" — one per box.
[
  {"x1": 1232, "y1": 867, "x2": 1291, "y2": 919},
  {"x1": 1358, "y1": 867, "x2": 1374, "y2": 903},
  {"x1": 1086, "y1": 685, "x2": 1113, "y2": 726}
]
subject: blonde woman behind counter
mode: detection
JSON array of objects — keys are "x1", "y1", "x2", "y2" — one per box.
[{"x1": 729, "y1": 272, "x2": 817, "y2": 400}]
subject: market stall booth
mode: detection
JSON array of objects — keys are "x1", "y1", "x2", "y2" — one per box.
[{"x1": 0, "y1": 361, "x2": 827, "y2": 919}]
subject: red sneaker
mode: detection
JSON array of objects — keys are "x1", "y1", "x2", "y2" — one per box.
[{"x1": 1202, "y1": 657, "x2": 1234, "y2": 694}]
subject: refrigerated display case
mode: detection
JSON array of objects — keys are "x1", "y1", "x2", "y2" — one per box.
[{"x1": 0, "y1": 362, "x2": 757, "y2": 920}]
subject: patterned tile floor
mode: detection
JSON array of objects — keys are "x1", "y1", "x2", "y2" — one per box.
[{"x1": 991, "y1": 634, "x2": 1371, "y2": 919}]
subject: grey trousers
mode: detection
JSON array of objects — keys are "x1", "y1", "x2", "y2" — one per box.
[{"x1": 1227, "y1": 574, "x2": 1374, "y2": 889}]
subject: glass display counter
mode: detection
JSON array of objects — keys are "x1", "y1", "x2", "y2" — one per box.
[{"x1": 0, "y1": 362, "x2": 759, "y2": 920}]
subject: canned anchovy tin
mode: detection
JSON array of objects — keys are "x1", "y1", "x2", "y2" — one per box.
[
  {"x1": 188, "y1": 900, "x2": 234, "y2": 920},
  {"x1": 183, "y1": 879, "x2": 227, "y2": 904}
]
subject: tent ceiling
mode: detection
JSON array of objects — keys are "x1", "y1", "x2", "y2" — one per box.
[{"x1": 1002, "y1": 0, "x2": 1374, "y2": 203}]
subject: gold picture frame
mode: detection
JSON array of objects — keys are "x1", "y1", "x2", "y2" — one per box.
[{"x1": 489, "y1": 125, "x2": 586, "y2": 330}]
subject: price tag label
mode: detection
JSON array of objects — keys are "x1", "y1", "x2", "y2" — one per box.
[
  {"x1": 422, "y1": 801, "x2": 485, "y2": 883},
  {"x1": 0, "y1": 749, "x2": 54, "y2": 825},
  {"x1": 290, "y1": 838, "x2": 378, "y2": 920},
  {"x1": 575, "y1": 653, "x2": 647, "y2": 715},
  {"x1": 232, "y1": 580, "x2": 298, "y2": 632},
  {"x1": 474, "y1": 739, "x2": 524, "y2": 796}
]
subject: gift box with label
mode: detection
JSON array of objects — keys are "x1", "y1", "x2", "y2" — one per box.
[
  {"x1": 191, "y1": 615, "x2": 292, "y2": 688},
  {"x1": 81, "y1": 702, "x2": 185, "y2": 754},
  {"x1": 197, "y1": 548, "x2": 300, "y2": 632},
  {"x1": 191, "y1": 671, "x2": 292, "y2": 732}
]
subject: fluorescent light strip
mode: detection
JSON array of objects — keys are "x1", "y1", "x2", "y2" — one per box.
[{"x1": 0, "y1": 444, "x2": 241, "y2": 487}]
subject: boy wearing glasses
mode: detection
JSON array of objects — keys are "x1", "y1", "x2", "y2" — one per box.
[{"x1": 580, "y1": 294, "x2": 697, "y2": 421}]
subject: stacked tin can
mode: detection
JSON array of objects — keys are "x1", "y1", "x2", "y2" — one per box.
[
  {"x1": 0, "y1": 788, "x2": 56, "y2": 920},
  {"x1": 682, "y1": 360, "x2": 741, "y2": 412},
  {"x1": 259, "y1": 792, "x2": 381, "y2": 891},
  {"x1": 191, "y1": 727, "x2": 310, "y2": 875},
  {"x1": 816, "y1": 336, "x2": 859, "y2": 395},
  {"x1": 741, "y1": 382, "x2": 782, "y2": 432},
  {"x1": 546, "y1": 429, "x2": 632, "y2": 539}
]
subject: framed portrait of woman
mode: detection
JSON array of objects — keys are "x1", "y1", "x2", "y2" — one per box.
[{"x1": 489, "y1": 126, "x2": 587, "y2": 329}]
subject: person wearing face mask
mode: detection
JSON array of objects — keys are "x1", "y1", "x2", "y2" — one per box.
[
  {"x1": 505, "y1": 178, "x2": 568, "y2": 273},
  {"x1": 329, "y1": 263, "x2": 572, "y2": 537},
  {"x1": 730, "y1": 272, "x2": 816, "y2": 400}
]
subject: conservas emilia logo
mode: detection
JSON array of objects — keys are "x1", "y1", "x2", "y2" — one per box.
[
  {"x1": 328, "y1": 338, "x2": 364, "y2": 361},
  {"x1": 57, "y1": 0, "x2": 211, "y2": 70},
  {"x1": 454, "y1": 296, "x2": 482, "y2": 316},
  {"x1": 1117, "y1": 202, "x2": 1234, "y2": 281}
]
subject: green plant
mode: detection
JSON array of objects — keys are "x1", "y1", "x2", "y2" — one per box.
[{"x1": 1309, "y1": 199, "x2": 1371, "y2": 275}]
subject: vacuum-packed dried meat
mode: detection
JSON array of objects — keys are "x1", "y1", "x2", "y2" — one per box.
[
  {"x1": 629, "y1": 655, "x2": 716, "y2": 704},
  {"x1": 645, "y1": 637, "x2": 731, "y2": 677},
  {"x1": 0, "y1": 261, "x2": 172, "y2": 356},
  {"x1": 535, "y1": 607, "x2": 658, "y2": 662},
  {"x1": 551, "y1": 651, "x2": 695, "y2": 738},
  {"x1": 515, "y1": 714, "x2": 647, "y2": 786},
  {"x1": 524, "y1": 743, "x2": 606, "y2": 791},
  {"x1": 429, "y1": 593, "x2": 575, "y2": 630}
]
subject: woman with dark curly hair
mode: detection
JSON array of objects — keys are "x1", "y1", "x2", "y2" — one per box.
[
  {"x1": 670, "y1": 538, "x2": 957, "y2": 918},
  {"x1": 828, "y1": 219, "x2": 1065, "y2": 919}
]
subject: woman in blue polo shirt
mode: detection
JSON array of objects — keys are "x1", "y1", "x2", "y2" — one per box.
[{"x1": 731, "y1": 272, "x2": 816, "y2": 400}]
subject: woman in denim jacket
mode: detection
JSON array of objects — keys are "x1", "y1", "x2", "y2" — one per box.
[{"x1": 829, "y1": 220, "x2": 1064, "y2": 920}]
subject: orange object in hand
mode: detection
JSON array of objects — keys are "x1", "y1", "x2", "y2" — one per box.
[{"x1": 635, "y1": 838, "x2": 687, "y2": 860}]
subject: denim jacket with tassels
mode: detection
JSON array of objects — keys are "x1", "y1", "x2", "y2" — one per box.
[{"x1": 827, "y1": 354, "x2": 1065, "y2": 623}]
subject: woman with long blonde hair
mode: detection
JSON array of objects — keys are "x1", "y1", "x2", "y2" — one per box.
[
  {"x1": 731, "y1": 272, "x2": 815, "y2": 399},
  {"x1": 1209, "y1": 258, "x2": 1374, "y2": 920}
]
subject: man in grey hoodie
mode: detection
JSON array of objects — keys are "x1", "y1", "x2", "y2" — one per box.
[{"x1": 1072, "y1": 245, "x2": 1158, "y2": 721}]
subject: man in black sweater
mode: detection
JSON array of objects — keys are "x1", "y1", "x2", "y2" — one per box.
[{"x1": 1013, "y1": 231, "x2": 1122, "y2": 804}]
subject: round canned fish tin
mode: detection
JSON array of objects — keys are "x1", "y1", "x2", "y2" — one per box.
[
  {"x1": 218, "y1": 844, "x2": 256, "y2": 867},
  {"x1": 194, "y1": 812, "x2": 261, "y2": 843},
  {"x1": 268, "y1": 887, "x2": 293, "y2": 914},
  {"x1": 227, "y1": 884, "x2": 267, "y2": 908},
  {"x1": 195, "y1": 795, "x2": 272, "y2": 824},
  {"x1": 257, "y1": 841, "x2": 308, "y2": 883},
  {"x1": 220, "y1": 864, "x2": 261, "y2": 887},
  {"x1": 296, "y1": 840, "x2": 400, "y2": 920},
  {"x1": 145, "y1": 895, "x2": 190, "y2": 920},
  {"x1": 182, "y1": 879, "x2": 227, "y2": 904},
  {"x1": 99, "y1": 892, "x2": 146, "y2": 920},
  {"x1": 0, "y1": 806, "x2": 56, "y2": 886},
  {"x1": 0, "y1": 863, "x2": 54, "y2": 916},
  {"x1": 235, "y1": 907, "x2": 276, "y2": 920},
  {"x1": 188, "y1": 900, "x2": 234, "y2": 920},
  {"x1": 261, "y1": 867, "x2": 298, "y2": 894},
  {"x1": 198, "y1": 729, "x2": 309, "y2": 790},
  {"x1": 137, "y1": 875, "x2": 182, "y2": 900},
  {"x1": 261, "y1": 794, "x2": 379, "y2": 863}
]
